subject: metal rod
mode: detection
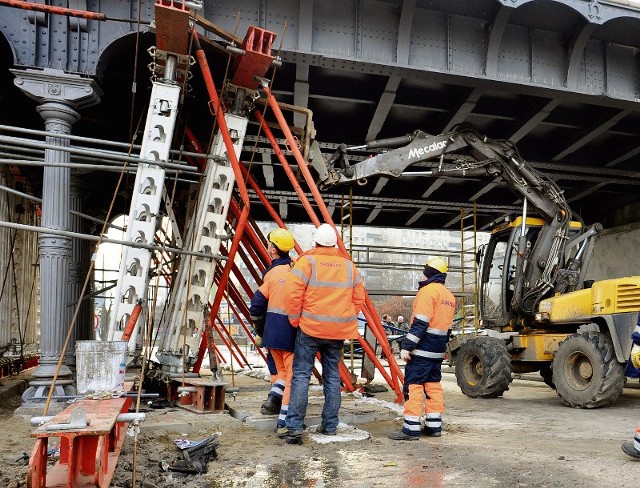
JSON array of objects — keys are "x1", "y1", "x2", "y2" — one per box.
[
  {"x1": 0, "y1": 0, "x2": 152, "y2": 24},
  {"x1": 262, "y1": 85, "x2": 404, "y2": 398},
  {"x1": 0, "y1": 124, "x2": 213, "y2": 161},
  {"x1": 0, "y1": 134, "x2": 200, "y2": 173},
  {"x1": 0, "y1": 221, "x2": 227, "y2": 261},
  {"x1": 255, "y1": 109, "x2": 367, "y2": 391},
  {"x1": 192, "y1": 32, "x2": 251, "y2": 374},
  {"x1": 0, "y1": 159, "x2": 202, "y2": 183},
  {"x1": 0, "y1": 183, "x2": 126, "y2": 232}
]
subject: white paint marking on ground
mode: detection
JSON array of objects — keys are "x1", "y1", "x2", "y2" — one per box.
[
  {"x1": 352, "y1": 392, "x2": 404, "y2": 415},
  {"x1": 307, "y1": 423, "x2": 371, "y2": 444}
]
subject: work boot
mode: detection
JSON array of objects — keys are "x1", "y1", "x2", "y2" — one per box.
[
  {"x1": 622, "y1": 441, "x2": 640, "y2": 459},
  {"x1": 315, "y1": 425, "x2": 337, "y2": 436},
  {"x1": 277, "y1": 427, "x2": 303, "y2": 444},
  {"x1": 388, "y1": 430, "x2": 419, "y2": 441},
  {"x1": 422, "y1": 427, "x2": 442, "y2": 437},
  {"x1": 284, "y1": 433, "x2": 303, "y2": 445},
  {"x1": 260, "y1": 395, "x2": 282, "y2": 415},
  {"x1": 277, "y1": 425, "x2": 306, "y2": 438}
]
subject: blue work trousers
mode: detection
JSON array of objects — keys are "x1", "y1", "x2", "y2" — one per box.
[{"x1": 285, "y1": 330, "x2": 343, "y2": 434}]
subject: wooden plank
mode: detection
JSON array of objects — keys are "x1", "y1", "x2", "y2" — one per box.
[{"x1": 31, "y1": 398, "x2": 127, "y2": 438}]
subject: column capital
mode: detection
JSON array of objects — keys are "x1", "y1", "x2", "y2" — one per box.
[
  {"x1": 10, "y1": 68, "x2": 102, "y2": 110},
  {"x1": 36, "y1": 102, "x2": 80, "y2": 132}
]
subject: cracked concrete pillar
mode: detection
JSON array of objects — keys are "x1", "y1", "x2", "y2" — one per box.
[{"x1": 11, "y1": 68, "x2": 101, "y2": 412}]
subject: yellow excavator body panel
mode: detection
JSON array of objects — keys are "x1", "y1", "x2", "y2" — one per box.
[
  {"x1": 491, "y1": 216, "x2": 583, "y2": 234},
  {"x1": 538, "y1": 276, "x2": 640, "y2": 323}
]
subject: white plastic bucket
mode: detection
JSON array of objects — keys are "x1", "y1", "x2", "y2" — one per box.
[{"x1": 76, "y1": 340, "x2": 127, "y2": 394}]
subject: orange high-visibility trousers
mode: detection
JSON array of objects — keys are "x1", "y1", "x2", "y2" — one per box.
[
  {"x1": 404, "y1": 382, "x2": 444, "y2": 416},
  {"x1": 401, "y1": 382, "x2": 445, "y2": 436},
  {"x1": 270, "y1": 348, "x2": 294, "y2": 405}
]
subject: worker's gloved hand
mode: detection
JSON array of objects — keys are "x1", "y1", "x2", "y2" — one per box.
[
  {"x1": 400, "y1": 349, "x2": 411, "y2": 362},
  {"x1": 631, "y1": 344, "x2": 640, "y2": 369},
  {"x1": 255, "y1": 336, "x2": 263, "y2": 348},
  {"x1": 250, "y1": 315, "x2": 265, "y2": 337}
]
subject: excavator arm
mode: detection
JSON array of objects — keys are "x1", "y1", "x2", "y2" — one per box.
[
  {"x1": 315, "y1": 125, "x2": 589, "y2": 318},
  {"x1": 318, "y1": 126, "x2": 569, "y2": 223}
]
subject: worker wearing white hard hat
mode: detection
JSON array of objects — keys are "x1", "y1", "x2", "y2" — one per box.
[
  {"x1": 312, "y1": 223, "x2": 338, "y2": 247},
  {"x1": 279, "y1": 222, "x2": 364, "y2": 443}
]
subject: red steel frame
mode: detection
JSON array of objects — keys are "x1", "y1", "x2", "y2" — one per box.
[
  {"x1": 29, "y1": 397, "x2": 132, "y2": 488},
  {"x1": 256, "y1": 94, "x2": 405, "y2": 402}
]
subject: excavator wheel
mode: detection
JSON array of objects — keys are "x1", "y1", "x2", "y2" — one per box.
[
  {"x1": 539, "y1": 364, "x2": 555, "y2": 390},
  {"x1": 552, "y1": 331, "x2": 625, "y2": 408},
  {"x1": 454, "y1": 336, "x2": 513, "y2": 398}
]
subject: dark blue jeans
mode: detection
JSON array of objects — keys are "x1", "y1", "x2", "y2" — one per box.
[{"x1": 285, "y1": 330, "x2": 344, "y2": 434}]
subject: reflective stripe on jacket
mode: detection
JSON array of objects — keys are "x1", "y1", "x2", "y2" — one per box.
[
  {"x1": 401, "y1": 281, "x2": 455, "y2": 360},
  {"x1": 285, "y1": 246, "x2": 365, "y2": 340},
  {"x1": 249, "y1": 258, "x2": 297, "y2": 351}
]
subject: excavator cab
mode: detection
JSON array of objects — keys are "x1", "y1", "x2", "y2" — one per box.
[
  {"x1": 478, "y1": 219, "x2": 519, "y2": 328},
  {"x1": 478, "y1": 216, "x2": 586, "y2": 329}
]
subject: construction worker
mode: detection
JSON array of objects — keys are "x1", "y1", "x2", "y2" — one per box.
[
  {"x1": 279, "y1": 223, "x2": 365, "y2": 444},
  {"x1": 621, "y1": 313, "x2": 640, "y2": 459},
  {"x1": 249, "y1": 228, "x2": 297, "y2": 428},
  {"x1": 389, "y1": 256, "x2": 456, "y2": 441}
]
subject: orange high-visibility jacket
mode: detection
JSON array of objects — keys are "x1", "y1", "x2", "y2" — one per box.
[
  {"x1": 285, "y1": 246, "x2": 365, "y2": 340},
  {"x1": 251, "y1": 258, "x2": 297, "y2": 351},
  {"x1": 403, "y1": 282, "x2": 456, "y2": 360}
]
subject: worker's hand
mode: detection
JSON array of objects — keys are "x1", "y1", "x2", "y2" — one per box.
[
  {"x1": 400, "y1": 349, "x2": 411, "y2": 362},
  {"x1": 631, "y1": 344, "x2": 640, "y2": 369},
  {"x1": 251, "y1": 315, "x2": 265, "y2": 337},
  {"x1": 255, "y1": 336, "x2": 262, "y2": 348}
]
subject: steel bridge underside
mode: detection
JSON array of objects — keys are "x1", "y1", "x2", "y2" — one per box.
[{"x1": 2, "y1": 0, "x2": 640, "y2": 231}]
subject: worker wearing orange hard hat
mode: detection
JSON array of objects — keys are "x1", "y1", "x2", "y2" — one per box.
[
  {"x1": 249, "y1": 228, "x2": 297, "y2": 429},
  {"x1": 389, "y1": 256, "x2": 456, "y2": 441}
]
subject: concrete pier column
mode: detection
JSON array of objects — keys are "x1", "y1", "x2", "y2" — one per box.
[{"x1": 11, "y1": 68, "x2": 101, "y2": 412}]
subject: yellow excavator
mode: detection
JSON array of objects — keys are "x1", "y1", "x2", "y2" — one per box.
[{"x1": 313, "y1": 124, "x2": 640, "y2": 408}]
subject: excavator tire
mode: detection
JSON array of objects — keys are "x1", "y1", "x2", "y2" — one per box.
[
  {"x1": 454, "y1": 336, "x2": 513, "y2": 398},
  {"x1": 539, "y1": 364, "x2": 555, "y2": 390},
  {"x1": 552, "y1": 331, "x2": 625, "y2": 409}
]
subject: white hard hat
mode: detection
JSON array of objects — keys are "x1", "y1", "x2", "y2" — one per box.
[
  {"x1": 397, "y1": 316, "x2": 404, "y2": 323},
  {"x1": 314, "y1": 223, "x2": 338, "y2": 247}
]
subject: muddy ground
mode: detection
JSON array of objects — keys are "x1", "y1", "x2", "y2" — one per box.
[{"x1": 2, "y1": 368, "x2": 640, "y2": 487}]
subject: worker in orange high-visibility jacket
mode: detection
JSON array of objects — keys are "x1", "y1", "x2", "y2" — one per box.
[
  {"x1": 249, "y1": 228, "x2": 297, "y2": 429},
  {"x1": 278, "y1": 223, "x2": 365, "y2": 444},
  {"x1": 389, "y1": 256, "x2": 456, "y2": 441}
]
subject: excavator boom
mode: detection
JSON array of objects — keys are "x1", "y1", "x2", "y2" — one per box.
[{"x1": 318, "y1": 125, "x2": 576, "y2": 317}]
